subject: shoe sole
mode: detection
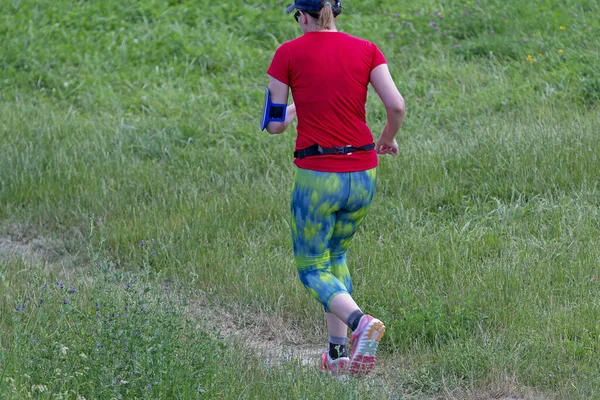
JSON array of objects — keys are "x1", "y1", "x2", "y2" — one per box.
[{"x1": 349, "y1": 320, "x2": 385, "y2": 376}]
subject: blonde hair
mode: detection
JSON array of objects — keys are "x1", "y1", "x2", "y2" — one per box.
[{"x1": 315, "y1": 1, "x2": 335, "y2": 30}]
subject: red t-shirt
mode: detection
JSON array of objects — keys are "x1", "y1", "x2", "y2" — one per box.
[{"x1": 267, "y1": 32, "x2": 386, "y2": 173}]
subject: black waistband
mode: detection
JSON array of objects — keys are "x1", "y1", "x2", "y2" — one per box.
[{"x1": 293, "y1": 143, "x2": 375, "y2": 159}]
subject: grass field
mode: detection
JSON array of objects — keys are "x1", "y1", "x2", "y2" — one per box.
[{"x1": 1, "y1": 0, "x2": 599, "y2": 398}]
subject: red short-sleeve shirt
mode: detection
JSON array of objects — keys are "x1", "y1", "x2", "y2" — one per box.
[{"x1": 267, "y1": 32, "x2": 386, "y2": 173}]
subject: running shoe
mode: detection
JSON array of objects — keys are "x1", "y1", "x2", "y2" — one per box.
[
  {"x1": 348, "y1": 315, "x2": 385, "y2": 376},
  {"x1": 320, "y1": 352, "x2": 350, "y2": 375}
]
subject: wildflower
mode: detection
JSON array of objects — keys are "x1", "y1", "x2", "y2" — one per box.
[
  {"x1": 69, "y1": 285, "x2": 77, "y2": 293},
  {"x1": 465, "y1": 11, "x2": 470, "y2": 16},
  {"x1": 16, "y1": 305, "x2": 22, "y2": 311},
  {"x1": 523, "y1": 39, "x2": 528, "y2": 43},
  {"x1": 402, "y1": 13, "x2": 407, "y2": 18},
  {"x1": 559, "y1": 26, "x2": 566, "y2": 30},
  {"x1": 63, "y1": 299, "x2": 68, "y2": 305},
  {"x1": 151, "y1": 251, "x2": 156, "y2": 256},
  {"x1": 557, "y1": 49, "x2": 564, "y2": 54},
  {"x1": 126, "y1": 282, "x2": 131, "y2": 289},
  {"x1": 140, "y1": 241, "x2": 145, "y2": 247},
  {"x1": 97, "y1": 217, "x2": 103, "y2": 225},
  {"x1": 430, "y1": 22, "x2": 437, "y2": 27},
  {"x1": 147, "y1": 384, "x2": 152, "y2": 390},
  {"x1": 39, "y1": 299, "x2": 44, "y2": 305},
  {"x1": 392, "y1": 13, "x2": 398, "y2": 17},
  {"x1": 526, "y1": 54, "x2": 536, "y2": 63},
  {"x1": 389, "y1": 34, "x2": 395, "y2": 38},
  {"x1": 383, "y1": 11, "x2": 388, "y2": 15},
  {"x1": 60, "y1": 345, "x2": 69, "y2": 355},
  {"x1": 490, "y1": 29, "x2": 495, "y2": 34}
]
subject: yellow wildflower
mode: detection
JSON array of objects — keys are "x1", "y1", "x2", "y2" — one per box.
[
  {"x1": 526, "y1": 55, "x2": 536, "y2": 64},
  {"x1": 401, "y1": 14, "x2": 407, "y2": 18},
  {"x1": 557, "y1": 49, "x2": 564, "y2": 54},
  {"x1": 559, "y1": 26, "x2": 566, "y2": 30}
]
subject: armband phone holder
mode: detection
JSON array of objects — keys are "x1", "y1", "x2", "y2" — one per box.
[{"x1": 261, "y1": 87, "x2": 287, "y2": 131}]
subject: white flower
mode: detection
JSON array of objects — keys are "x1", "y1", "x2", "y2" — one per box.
[{"x1": 60, "y1": 345, "x2": 69, "y2": 355}]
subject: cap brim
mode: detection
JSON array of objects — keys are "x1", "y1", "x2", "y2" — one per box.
[{"x1": 285, "y1": 4, "x2": 296, "y2": 13}]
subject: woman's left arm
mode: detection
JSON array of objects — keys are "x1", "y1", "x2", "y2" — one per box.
[{"x1": 266, "y1": 76, "x2": 296, "y2": 135}]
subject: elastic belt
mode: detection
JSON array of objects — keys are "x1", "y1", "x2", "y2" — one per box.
[{"x1": 293, "y1": 143, "x2": 375, "y2": 159}]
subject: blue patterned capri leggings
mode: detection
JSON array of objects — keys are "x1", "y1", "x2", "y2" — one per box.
[{"x1": 291, "y1": 167, "x2": 377, "y2": 312}]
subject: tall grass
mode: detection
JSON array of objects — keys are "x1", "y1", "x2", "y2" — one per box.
[{"x1": 1, "y1": 0, "x2": 599, "y2": 398}]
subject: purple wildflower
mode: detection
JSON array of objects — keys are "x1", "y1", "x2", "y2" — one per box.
[
  {"x1": 16, "y1": 305, "x2": 22, "y2": 311},
  {"x1": 39, "y1": 299, "x2": 44, "y2": 305},
  {"x1": 465, "y1": 11, "x2": 470, "y2": 16},
  {"x1": 147, "y1": 385, "x2": 152, "y2": 390},
  {"x1": 490, "y1": 29, "x2": 495, "y2": 34},
  {"x1": 140, "y1": 241, "x2": 145, "y2": 247},
  {"x1": 126, "y1": 282, "x2": 131, "y2": 289},
  {"x1": 392, "y1": 13, "x2": 398, "y2": 17},
  {"x1": 430, "y1": 21, "x2": 437, "y2": 27},
  {"x1": 69, "y1": 286, "x2": 76, "y2": 293},
  {"x1": 63, "y1": 299, "x2": 68, "y2": 305},
  {"x1": 97, "y1": 217, "x2": 103, "y2": 224}
]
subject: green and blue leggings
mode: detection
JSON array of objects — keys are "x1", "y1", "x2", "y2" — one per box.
[{"x1": 291, "y1": 167, "x2": 377, "y2": 312}]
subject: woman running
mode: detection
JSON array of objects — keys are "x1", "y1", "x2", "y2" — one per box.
[{"x1": 264, "y1": 0, "x2": 405, "y2": 376}]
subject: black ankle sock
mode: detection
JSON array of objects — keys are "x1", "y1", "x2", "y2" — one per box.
[
  {"x1": 329, "y1": 343, "x2": 348, "y2": 359},
  {"x1": 347, "y1": 310, "x2": 364, "y2": 332}
]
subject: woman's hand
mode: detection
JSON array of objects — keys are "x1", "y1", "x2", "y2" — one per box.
[{"x1": 375, "y1": 135, "x2": 399, "y2": 156}]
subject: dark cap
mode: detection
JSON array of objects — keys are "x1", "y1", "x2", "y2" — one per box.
[{"x1": 285, "y1": 0, "x2": 341, "y2": 14}]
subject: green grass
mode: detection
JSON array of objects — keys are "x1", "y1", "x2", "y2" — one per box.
[{"x1": 1, "y1": 0, "x2": 600, "y2": 398}]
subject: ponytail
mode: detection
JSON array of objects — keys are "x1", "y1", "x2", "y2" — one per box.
[{"x1": 316, "y1": 1, "x2": 335, "y2": 30}]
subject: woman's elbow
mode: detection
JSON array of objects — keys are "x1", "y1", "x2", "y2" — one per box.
[
  {"x1": 266, "y1": 122, "x2": 286, "y2": 135},
  {"x1": 387, "y1": 96, "x2": 405, "y2": 117}
]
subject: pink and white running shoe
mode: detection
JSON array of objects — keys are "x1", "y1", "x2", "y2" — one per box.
[
  {"x1": 348, "y1": 315, "x2": 385, "y2": 376},
  {"x1": 320, "y1": 352, "x2": 350, "y2": 375}
]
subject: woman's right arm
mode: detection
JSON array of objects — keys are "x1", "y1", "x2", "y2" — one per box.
[{"x1": 370, "y1": 64, "x2": 405, "y2": 156}]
